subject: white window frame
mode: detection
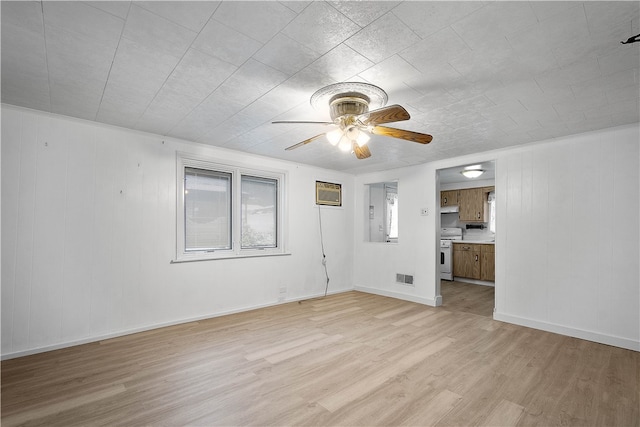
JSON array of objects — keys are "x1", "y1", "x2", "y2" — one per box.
[{"x1": 175, "y1": 153, "x2": 288, "y2": 262}]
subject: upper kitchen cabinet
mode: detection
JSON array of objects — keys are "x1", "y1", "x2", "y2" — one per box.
[
  {"x1": 458, "y1": 188, "x2": 488, "y2": 222},
  {"x1": 440, "y1": 190, "x2": 458, "y2": 207}
]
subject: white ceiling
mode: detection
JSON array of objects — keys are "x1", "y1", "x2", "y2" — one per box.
[{"x1": 2, "y1": 1, "x2": 639, "y2": 174}]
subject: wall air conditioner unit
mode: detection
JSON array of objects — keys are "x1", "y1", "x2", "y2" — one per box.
[{"x1": 316, "y1": 181, "x2": 342, "y2": 206}]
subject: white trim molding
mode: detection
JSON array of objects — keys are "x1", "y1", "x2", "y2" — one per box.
[
  {"x1": 355, "y1": 285, "x2": 439, "y2": 307},
  {"x1": 494, "y1": 312, "x2": 640, "y2": 352}
]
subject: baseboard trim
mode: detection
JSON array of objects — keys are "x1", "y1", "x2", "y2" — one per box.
[
  {"x1": 494, "y1": 312, "x2": 640, "y2": 352},
  {"x1": 1, "y1": 288, "x2": 352, "y2": 361},
  {"x1": 355, "y1": 286, "x2": 438, "y2": 307}
]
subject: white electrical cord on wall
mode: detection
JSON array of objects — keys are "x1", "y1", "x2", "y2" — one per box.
[{"x1": 318, "y1": 207, "x2": 330, "y2": 297}]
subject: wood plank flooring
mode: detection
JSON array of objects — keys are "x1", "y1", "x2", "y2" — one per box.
[{"x1": 2, "y1": 285, "x2": 638, "y2": 426}]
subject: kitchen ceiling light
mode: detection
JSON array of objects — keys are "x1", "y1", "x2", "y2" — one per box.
[{"x1": 461, "y1": 169, "x2": 484, "y2": 179}]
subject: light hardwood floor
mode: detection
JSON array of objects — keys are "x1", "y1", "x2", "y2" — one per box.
[{"x1": 2, "y1": 286, "x2": 638, "y2": 426}]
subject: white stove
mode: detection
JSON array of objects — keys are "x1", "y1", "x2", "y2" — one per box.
[{"x1": 440, "y1": 228, "x2": 462, "y2": 280}]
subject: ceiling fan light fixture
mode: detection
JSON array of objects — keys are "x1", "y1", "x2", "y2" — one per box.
[
  {"x1": 461, "y1": 169, "x2": 485, "y2": 179},
  {"x1": 326, "y1": 128, "x2": 342, "y2": 146},
  {"x1": 355, "y1": 130, "x2": 370, "y2": 147},
  {"x1": 338, "y1": 136, "x2": 352, "y2": 152}
]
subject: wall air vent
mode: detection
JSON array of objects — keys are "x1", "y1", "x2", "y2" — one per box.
[{"x1": 396, "y1": 274, "x2": 414, "y2": 286}]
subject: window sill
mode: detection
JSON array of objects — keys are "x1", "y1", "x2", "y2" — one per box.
[{"x1": 171, "y1": 251, "x2": 292, "y2": 263}]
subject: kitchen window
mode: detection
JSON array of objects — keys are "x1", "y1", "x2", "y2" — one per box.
[
  {"x1": 176, "y1": 153, "x2": 287, "y2": 262},
  {"x1": 488, "y1": 191, "x2": 496, "y2": 233}
]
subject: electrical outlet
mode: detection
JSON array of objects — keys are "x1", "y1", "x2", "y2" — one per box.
[
  {"x1": 421, "y1": 208, "x2": 428, "y2": 216},
  {"x1": 279, "y1": 286, "x2": 287, "y2": 294}
]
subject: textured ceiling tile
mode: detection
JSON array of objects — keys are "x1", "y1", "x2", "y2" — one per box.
[
  {"x1": 536, "y1": 57, "x2": 601, "y2": 92},
  {"x1": 212, "y1": 1, "x2": 296, "y2": 42},
  {"x1": 201, "y1": 114, "x2": 253, "y2": 145},
  {"x1": 97, "y1": 103, "x2": 144, "y2": 129},
  {"x1": 345, "y1": 12, "x2": 420, "y2": 63},
  {"x1": 191, "y1": 20, "x2": 262, "y2": 67},
  {"x1": 1, "y1": 3, "x2": 50, "y2": 110},
  {"x1": 44, "y1": 27, "x2": 115, "y2": 95},
  {"x1": 597, "y1": 45, "x2": 640, "y2": 77},
  {"x1": 107, "y1": 37, "x2": 181, "y2": 96},
  {"x1": 358, "y1": 55, "x2": 422, "y2": 90},
  {"x1": 123, "y1": 5, "x2": 197, "y2": 57},
  {"x1": 259, "y1": 68, "x2": 335, "y2": 116},
  {"x1": 282, "y1": 2, "x2": 361, "y2": 55},
  {"x1": 529, "y1": 1, "x2": 583, "y2": 22},
  {"x1": 449, "y1": 39, "x2": 524, "y2": 83},
  {"x1": 217, "y1": 59, "x2": 288, "y2": 106},
  {"x1": 86, "y1": 1, "x2": 131, "y2": 19},
  {"x1": 239, "y1": 99, "x2": 285, "y2": 124},
  {"x1": 168, "y1": 92, "x2": 244, "y2": 141},
  {"x1": 272, "y1": 101, "x2": 321, "y2": 123},
  {"x1": 407, "y1": 89, "x2": 460, "y2": 114},
  {"x1": 606, "y1": 82, "x2": 640, "y2": 104},
  {"x1": 49, "y1": 83, "x2": 101, "y2": 120},
  {"x1": 384, "y1": 83, "x2": 423, "y2": 107},
  {"x1": 1, "y1": 73, "x2": 50, "y2": 112},
  {"x1": 43, "y1": 1, "x2": 124, "y2": 48},
  {"x1": 98, "y1": 82, "x2": 150, "y2": 127},
  {"x1": 329, "y1": 1, "x2": 400, "y2": 27},
  {"x1": 584, "y1": 1, "x2": 640, "y2": 40},
  {"x1": 508, "y1": 17, "x2": 585, "y2": 74},
  {"x1": 483, "y1": 80, "x2": 541, "y2": 105},
  {"x1": 279, "y1": 1, "x2": 311, "y2": 14},
  {"x1": 400, "y1": 27, "x2": 470, "y2": 74},
  {"x1": 165, "y1": 48, "x2": 236, "y2": 101},
  {"x1": 135, "y1": 1, "x2": 219, "y2": 32},
  {"x1": 452, "y1": 2, "x2": 538, "y2": 50},
  {"x1": 2, "y1": 1, "x2": 45, "y2": 34},
  {"x1": 308, "y1": 44, "x2": 374, "y2": 82},
  {"x1": 393, "y1": 1, "x2": 483, "y2": 39},
  {"x1": 254, "y1": 33, "x2": 321, "y2": 76},
  {"x1": 137, "y1": 86, "x2": 199, "y2": 131}
]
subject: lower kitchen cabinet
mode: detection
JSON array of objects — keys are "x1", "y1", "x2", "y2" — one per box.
[
  {"x1": 453, "y1": 243, "x2": 494, "y2": 281},
  {"x1": 480, "y1": 244, "x2": 495, "y2": 281},
  {"x1": 453, "y1": 243, "x2": 481, "y2": 280}
]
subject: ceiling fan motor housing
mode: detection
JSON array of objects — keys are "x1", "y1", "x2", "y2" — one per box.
[{"x1": 329, "y1": 94, "x2": 370, "y2": 120}]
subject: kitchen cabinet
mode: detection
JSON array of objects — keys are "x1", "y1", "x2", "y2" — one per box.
[
  {"x1": 480, "y1": 244, "x2": 495, "y2": 281},
  {"x1": 453, "y1": 243, "x2": 481, "y2": 280},
  {"x1": 457, "y1": 188, "x2": 488, "y2": 222},
  {"x1": 440, "y1": 190, "x2": 458, "y2": 207},
  {"x1": 453, "y1": 243, "x2": 494, "y2": 281}
]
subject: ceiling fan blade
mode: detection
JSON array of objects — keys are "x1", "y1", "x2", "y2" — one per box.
[
  {"x1": 272, "y1": 120, "x2": 334, "y2": 125},
  {"x1": 358, "y1": 104, "x2": 410, "y2": 126},
  {"x1": 371, "y1": 125, "x2": 433, "y2": 144},
  {"x1": 285, "y1": 133, "x2": 326, "y2": 151},
  {"x1": 353, "y1": 144, "x2": 371, "y2": 159}
]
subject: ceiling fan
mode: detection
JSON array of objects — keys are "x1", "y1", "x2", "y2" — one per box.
[{"x1": 272, "y1": 82, "x2": 433, "y2": 159}]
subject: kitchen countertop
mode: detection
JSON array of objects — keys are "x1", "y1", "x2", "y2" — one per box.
[{"x1": 454, "y1": 240, "x2": 495, "y2": 244}]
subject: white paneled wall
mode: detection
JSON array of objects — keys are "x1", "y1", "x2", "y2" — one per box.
[
  {"x1": 1, "y1": 105, "x2": 354, "y2": 359},
  {"x1": 494, "y1": 125, "x2": 639, "y2": 350},
  {"x1": 353, "y1": 124, "x2": 639, "y2": 351}
]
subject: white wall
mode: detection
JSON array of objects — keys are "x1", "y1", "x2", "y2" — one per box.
[
  {"x1": 494, "y1": 125, "x2": 639, "y2": 351},
  {"x1": 354, "y1": 124, "x2": 639, "y2": 351},
  {"x1": 1, "y1": 105, "x2": 355, "y2": 359},
  {"x1": 354, "y1": 164, "x2": 441, "y2": 305}
]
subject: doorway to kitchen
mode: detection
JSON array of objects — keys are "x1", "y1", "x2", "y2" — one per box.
[{"x1": 436, "y1": 161, "x2": 496, "y2": 313}]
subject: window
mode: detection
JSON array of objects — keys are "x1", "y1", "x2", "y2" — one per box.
[
  {"x1": 176, "y1": 153, "x2": 287, "y2": 261},
  {"x1": 241, "y1": 176, "x2": 277, "y2": 249},
  {"x1": 184, "y1": 168, "x2": 232, "y2": 251},
  {"x1": 488, "y1": 191, "x2": 496, "y2": 233},
  {"x1": 365, "y1": 181, "x2": 399, "y2": 243}
]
